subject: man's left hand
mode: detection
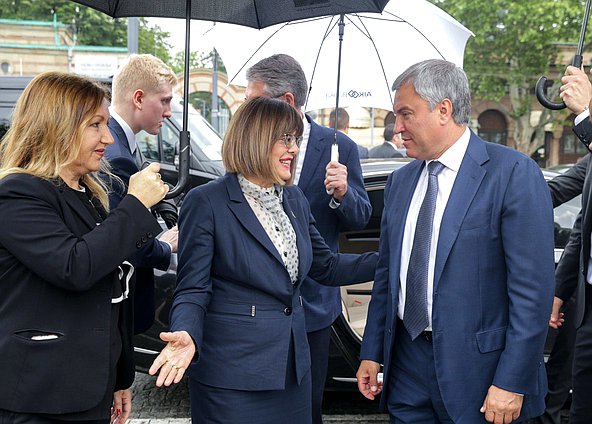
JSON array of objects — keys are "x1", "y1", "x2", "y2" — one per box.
[
  {"x1": 111, "y1": 388, "x2": 132, "y2": 424},
  {"x1": 480, "y1": 385, "x2": 523, "y2": 424},
  {"x1": 325, "y1": 161, "x2": 348, "y2": 202}
]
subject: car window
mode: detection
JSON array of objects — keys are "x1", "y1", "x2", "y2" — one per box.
[
  {"x1": 554, "y1": 195, "x2": 581, "y2": 248},
  {"x1": 169, "y1": 98, "x2": 222, "y2": 161},
  {"x1": 161, "y1": 124, "x2": 177, "y2": 163},
  {"x1": 136, "y1": 131, "x2": 160, "y2": 161}
]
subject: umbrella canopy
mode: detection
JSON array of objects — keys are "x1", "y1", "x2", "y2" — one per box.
[
  {"x1": 70, "y1": 0, "x2": 389, "y2": 197},
  {"x1": 207, "y1": 0, "x2": 473, "y2": 112},
  {"x1": 70, "y1": 0, "x2": 390, "y2": 29}
]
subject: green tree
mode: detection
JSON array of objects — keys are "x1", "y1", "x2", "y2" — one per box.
[
  {"x1": 170, "y1": 49, "x2": 226, "y2": 75},
  {"x1": 431, "y1": 0, "x2": 585, "y2": 155},
  {"x1": 0, "y1": 0, "x2": 173, "y2": 64}
]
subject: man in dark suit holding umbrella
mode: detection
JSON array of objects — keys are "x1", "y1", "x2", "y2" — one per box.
[
  {"x1": 546, "y1": 63, "x2": 592, "y2": 424},
  {"x1": 106, "y1": 54, "x2": 179, "y2": 334},
  {"x1": 245, "y1": 54, "x2": 372, "y2": 424}
]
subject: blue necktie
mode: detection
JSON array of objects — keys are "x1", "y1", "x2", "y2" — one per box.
[{"x1": 404, "y1": 160, "x2": 445, "y2": 340}]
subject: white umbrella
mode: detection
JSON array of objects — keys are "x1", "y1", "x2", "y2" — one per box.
[{"x1": 206, "y1": 0, "x2": 473, "y2": 112}]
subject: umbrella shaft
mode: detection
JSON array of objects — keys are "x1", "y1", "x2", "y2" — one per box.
[
  {"x1": 334, "y1": 14, "x2": 345, "y2": 133},
  {"x1": 577, "y1": 0, "x2": 592, "y2": 56}
]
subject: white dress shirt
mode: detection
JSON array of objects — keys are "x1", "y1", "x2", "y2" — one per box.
[{"x1": 398, "y1": 128, "x2": 471, "y2": 329}]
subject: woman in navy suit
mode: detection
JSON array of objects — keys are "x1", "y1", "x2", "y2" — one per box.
[
  {"x1": 0, "y1": 72, "x2": 168, "y2": 423},
  {"x1": 149, "y1": 97, "x2": 377, "y2": 423}
]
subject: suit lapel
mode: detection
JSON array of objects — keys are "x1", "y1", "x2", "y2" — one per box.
[
  {"x1": 298, "y1": 117, "x2": 326, "y2": 193},
  {"x1": 282, "y1": 189, "x2": 309, "y2": 283},
  {"x1": 225, "y1": 174, "x2": 284, "y2": 265},
  {"x1": 434, "y1": 134, "x2": 488, "y2": 287}
]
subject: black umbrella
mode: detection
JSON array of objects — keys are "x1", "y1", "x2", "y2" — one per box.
[
  {"x1": 71, "y1": 0, "x2": 390, "y2": 198},
  {"x1": 536, "y1": 0, "x2": 592, "y2": 110}
]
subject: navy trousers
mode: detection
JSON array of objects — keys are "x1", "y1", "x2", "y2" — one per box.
[
  {"x1": 387, "y1": 319, "x2": 453, "y2": 424},
  {"x1": 307, "y1": 325, "x2": 332, "y2": 424},
  {"x1": 570, "y1": 284, "x2": 592, "y2": 424}
]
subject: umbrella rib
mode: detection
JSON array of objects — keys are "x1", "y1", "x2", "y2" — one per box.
[
  {"x1": 253, "y1": 0, "x2": 261, "y2": 28},
  {"x1": 351, "y1": 14, "x2": 393, "y2": 107},
  {"x1": 110, "y1": 0, "x2": 121, "y2": 15},
  {"x1": 305, "y1": 16, "x2": 339, "y2": 109},
  {"x1": 368, "y1": 11, "x2": 447, "y2": 60},
  {"x1": 226, "y1": 23, "x2": 291, "y2": 82}
]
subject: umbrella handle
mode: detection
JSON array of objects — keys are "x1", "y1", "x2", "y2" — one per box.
[
  {"x1": 326, "y1": 144, "x2": 339, "y2": 196},
  {"x1": 536, "y1": 0, "x2": 590, "y2": 110},
  {"x1": 166, "y1": 130, "x2": 190, "y2": 199},
  {"x1": 536, "y1": 55, "x2": 583, "y2": 110}
]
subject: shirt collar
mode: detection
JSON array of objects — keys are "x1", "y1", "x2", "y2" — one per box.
[
  {"x1": 108, "y1": 106, "x2": 137, "y2": 153},
  {"x1": 237, "y1": 174, "x2": 284, "y2": 202},
  {"x1": 431, "y1": 127, "x2": 470, "y2": 173}
]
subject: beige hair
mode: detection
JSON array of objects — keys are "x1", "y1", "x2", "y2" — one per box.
[
  {"x1": 112, "y1": 54, "x2": 177, "y2": 107},
  {"x1": 223, "y1": 97, "x2": 303, "y2": 185},
  {"x1": 0, "y1": 72, "x2": 112, "y2": 210}
]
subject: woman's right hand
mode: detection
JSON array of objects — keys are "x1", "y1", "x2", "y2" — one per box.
[
  {"x1": 149, "y1": 331, "x2": 196, "y2": 387},
  {"x1": 128, "y1": 162, "x2": 169, "y2": 208}
]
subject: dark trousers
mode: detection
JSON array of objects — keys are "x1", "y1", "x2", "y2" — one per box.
[
  {"x1": 570, "y1": 285, "x2": 592, "y2": 424},
  {"x1": 307, "y1": 325, "x2": 332, "y2": 424},
  {"x1": 387, "y1": 319, "x2": 453, "y2": 424},
  {"x1": 531, "y1": 296, "x2": 576, "y2": 424},
  {"x1": 0, "y1": 410, "x2": 107, "y2": 424}
]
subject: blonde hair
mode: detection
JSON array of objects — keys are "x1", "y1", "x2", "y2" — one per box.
[
  {"x1": 222, "y1": 97, "x2": 303, "y2": 185},
  {"x1": 112, "y1": 54, "x2": 177, "y2": 107},
  {"x1": 0, "y1": 72, "x2": 112, "y2": 210}
]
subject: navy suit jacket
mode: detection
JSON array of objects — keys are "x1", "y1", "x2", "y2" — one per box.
[
  {"x1": 361, "y1": 132, "x2": 555, "y2": 422},
  {"x1": 170, "y1": 173, "x2": 377, "y2": 391},
  {"x1": 105, "y1": 118, "x2": 171, "y2": 333},
  {"x1": 0, "y1": 173, "x2": 161, "y2": 414},
  {"x1": 298, "y1": 117, "x2": 371, "y2": 332}
]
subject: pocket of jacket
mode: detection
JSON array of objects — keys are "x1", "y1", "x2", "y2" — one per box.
[
  {"x1": 475, "y1": 327, "x2": 507, "y2": 353},
  {"x1": 13, "y1": 329, "x2": 64, "y2": 342}
]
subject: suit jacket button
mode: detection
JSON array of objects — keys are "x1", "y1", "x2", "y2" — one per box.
[
  {"x1": 284, "y1": 307, "x2": 292, "y2": 316},
  {"x1": 141, "y1": 236, "x2": 147, "y2": 243},
  {"x1": 136, "y1": 242, "x2": 142, "y2": 248},
  {"x1": 147, "y1": 232, "x2": 153, "y2": 239}
]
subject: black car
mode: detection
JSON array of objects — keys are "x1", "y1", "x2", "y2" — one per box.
[{"x1": 133, "y1": 158, "x2": 581, "y2": 391}]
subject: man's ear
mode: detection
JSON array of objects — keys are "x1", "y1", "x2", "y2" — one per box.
[
  {"x1": 132, "y1": 89, "x2": 145, "y2": 110},
  {"x1": 283, "y1": 92, "x2": 297, "y2": 108},
  {"x1": 438, "y1": 98, "x2": 454, "y2": 124}
]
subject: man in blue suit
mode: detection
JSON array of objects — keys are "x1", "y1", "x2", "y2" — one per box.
[
  {"x1": 246, "y1": 54, "x2": 372, "y2": 424},
  {"x1": 357, "y1": 59, "x2": 555, "y2": 423},
  {"x1": 107, "y1": 54, "x2": 179, "y2": 334}
]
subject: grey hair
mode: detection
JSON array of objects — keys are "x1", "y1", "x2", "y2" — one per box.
[
  {"x1": 392, "y1": 59, "x2": 471, "y2": 125},
  {"x1": 246, "y1": 54, "x2": 308, "y2": 108}
]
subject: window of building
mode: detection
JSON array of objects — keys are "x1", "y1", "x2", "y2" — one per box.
[{"x1": 478, "y1": 110, "x2": 507, "y2": 145}]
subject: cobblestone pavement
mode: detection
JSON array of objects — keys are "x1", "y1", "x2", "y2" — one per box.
[{"x1": 130, "y1": 372, "x2": 389, "y2": 423}]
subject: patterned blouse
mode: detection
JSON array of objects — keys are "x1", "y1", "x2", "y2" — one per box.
[{"x1": 238, "y1": 174, "x2": 299, "y2": 284}]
